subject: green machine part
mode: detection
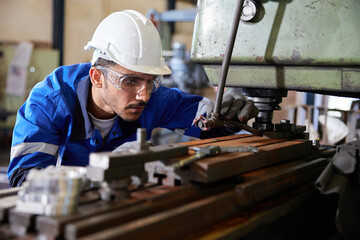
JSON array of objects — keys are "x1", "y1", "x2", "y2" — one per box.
[
  {"x1": 191, "y1": 0, "x2": 360, "y2": 97},
  {"x1": 0, "y1": 46, "x2": 60, "y2": 129}
]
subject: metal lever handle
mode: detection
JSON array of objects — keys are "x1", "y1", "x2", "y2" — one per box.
[
  {"x1": 213, "y1": 0, "x2": 245, "y2": 115},
  {"x1": 194, "y1": 0, "x2": 259, "y2": 135}
]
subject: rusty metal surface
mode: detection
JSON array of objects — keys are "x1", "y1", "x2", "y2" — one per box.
[
  {"x1": 183, "y1": 184, "x2": 315, "y2": 240},
  {"x1": 186, "y1": 134, "x2": 314, "y2": 183},
  {"x1": 0, "y1": 195, "x2": 18, "y2": 222},
  {"x1": 77, "y1": 190, "x2": 238, "y2": 240},
  {"x1": 65, "y1": 182, "x2": 235, "y2": 240},
  {"x1": 0, "y1": 135, "x2": 337, "y2": 239},
  {"x1": 191, "y1": 0, "x2": 360, "y2": 97},
  {"x1": 192, "y1": 0, "x2": 360, "y2": 65},
  {"x1": 87, "y1": 144, "x2": 189, "y2": 182},
  {"x1": 235, "y1": 158, "x2": 328, "y2": 207},
  {"x1": 0, "y1": 187, "x2": 21, "y2": 198},
  {"x1": 9, "y1": 210, "x2": 34, "y2": 237},
  {"x1": 89, "y1": 144, "x2": 189, "y2": 169},
  {"x1": 36, "y1": 196, "x2": 147, "y2": 239},
  {"x1": 146, "y1": 134, "x2": 315, "y2": 184}
]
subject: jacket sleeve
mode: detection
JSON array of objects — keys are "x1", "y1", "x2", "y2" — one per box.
[
  {"x1": 7, "y1": 87, "x2": 64, "y2": 187},
  {"x1": 147, "y1": 87, "x2": 236, "y2": 139},
  {"x1": 8, "y1": 167, "x2": 40, "y2": 187}
]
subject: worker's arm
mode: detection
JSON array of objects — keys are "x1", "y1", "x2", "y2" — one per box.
[
  {"x1": 8, "y1": 167, "x2": 41, "y2": 187},
  {"x1": 146, "y1": 87, "x2": 257, "y2": 139},
  {"x1": 7, "y1": 64, "x2": 90, "y2": 187},
  {"x1": 7, "y1": 88, "x2": 64, "y2": 187}
]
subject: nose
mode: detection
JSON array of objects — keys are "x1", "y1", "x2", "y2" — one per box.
[{"x1": 135, "y1": 84, "x2": 151, "y2": 102}]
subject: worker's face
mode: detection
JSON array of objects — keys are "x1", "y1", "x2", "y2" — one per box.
[{"x1": 94, "y1": 64, "x2": 155, "y2": 121}]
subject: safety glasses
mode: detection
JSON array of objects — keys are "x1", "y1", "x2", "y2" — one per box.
[{"x1": 96, "y1": 66, "x2": 162, "y2": 93}]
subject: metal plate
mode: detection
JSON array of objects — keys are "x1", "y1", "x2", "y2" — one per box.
[
  {"x1": 191, "y1": 0, "x2": 360, "y2": 97},
  {"x1": 191, "y1": 0, "x2": 360, "y2": 65}
]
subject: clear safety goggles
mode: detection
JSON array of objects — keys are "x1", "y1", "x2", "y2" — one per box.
[{"x1": 96, "y1": 66, "x2": 162, "y2": 93}]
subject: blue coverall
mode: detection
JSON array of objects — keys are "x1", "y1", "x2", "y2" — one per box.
[{"x1": 8, "y1": 63, "x2": 234, "y2": 187}]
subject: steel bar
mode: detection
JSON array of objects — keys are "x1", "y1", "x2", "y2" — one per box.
[
  {"x1": 213, "y1": 0, "x2": 245, "y2": 115},
  {"x1": 36, "y1": 185, "x2": 196, "y2": 238},
  {"x1": 77, "y1": 190, "x2": 238, "y2": 240},
  {"x1": 238, "y1": 148, "x2": 335, "y2": 182},
  {"x1": 0, "y1": 135, "x2": 337, "y2": 239},
  {"x1": 0, "y1": 187, "x2": 22, "y2": 198},
  {"x1": 181, "y1": 134, "x2": 288, "y2": 148},
  {"x1": 224, "y1": 120, "x2": 262, "y2": 135},
  {"x1": 7, "y1": 189, "x2": 102, "y2": 237},
  {"x1": 36, "y1": 197, "x2": 146, "y2": 238},
  {"x1": 184, "y1": 185, "x2": 314, "y2": 240},
  {"x1": 189, "y1": 138, "x2": 313, "y2": 183},
  {"x1": 235, "y1": 158, "x2": 328, "y2": 207},
  {"x1": 89, "y1": 144, "x2": 188, "y2": 169},
  {"x1": 0, "y1": 196, "x2": 18, "y2": 222},
  {"x1": 65, "y1": 182, "x2": 235, "y2": 240},
  {"x1": 9, "y1": 210, "x2": 35, "y2": 237},
  {"x1": 151, "y1": 135, "x2": 312, "y2": 184}
]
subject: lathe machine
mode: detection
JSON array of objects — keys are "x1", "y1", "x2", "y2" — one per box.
[{"x1": 0, "y1": 0, "x2": 359, "y2": 239}]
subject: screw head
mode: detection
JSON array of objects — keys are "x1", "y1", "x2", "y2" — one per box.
[{"x1": 241, "y1": 0, "x2": 257, "y2": 22}]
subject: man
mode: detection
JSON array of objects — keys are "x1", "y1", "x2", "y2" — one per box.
[{"x1": 7, "y1": 10, "x2": 258, "y2": 187}]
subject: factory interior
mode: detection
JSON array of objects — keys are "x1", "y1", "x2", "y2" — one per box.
[{"x1": 0, "y1": 0, "x2": 359, "y2": 239}]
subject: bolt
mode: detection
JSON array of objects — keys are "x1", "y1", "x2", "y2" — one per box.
[{"x1": 137, "y1": 128, "x2": 147, "y2": 144}]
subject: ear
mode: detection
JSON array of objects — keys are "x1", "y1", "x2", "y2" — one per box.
[{"x1": 89, "y1": 67, "x2": 103, "y2": 88}]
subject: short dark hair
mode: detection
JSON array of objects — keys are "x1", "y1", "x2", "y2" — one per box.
[{"x1": 92, "y1": 58, "x2": 117, "y2": 67}]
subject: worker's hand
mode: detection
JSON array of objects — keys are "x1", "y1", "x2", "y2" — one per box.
[{"x1": 206, "y1": 88, "x2": 258, "y2": 122}]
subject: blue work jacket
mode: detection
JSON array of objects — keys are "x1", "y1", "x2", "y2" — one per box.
[{"x1": 7, "y1": 63, "x2": 234, "y2": 187}]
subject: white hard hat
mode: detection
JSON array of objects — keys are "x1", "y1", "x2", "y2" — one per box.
[{"x1": 84, "y1": 10, "x2": 171, "y2": 75}]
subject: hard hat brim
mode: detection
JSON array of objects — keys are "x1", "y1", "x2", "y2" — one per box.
[{"x1": 121, "y1": 63, "x2": 172, "y2": 76}]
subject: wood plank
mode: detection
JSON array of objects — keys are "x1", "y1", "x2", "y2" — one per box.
[
  {"x1": 235, "y1": 158, "x2": 328, "y2": 207},
  {"x1": 189, "y1": 139, "x2": 313, "y2": 183},
  {"x1": 77, "y1": 190, "x2": 238, "y2": 240},
  {"x1": 65, "y1": 182, "x2": 235, "y2": 240},
  {"x1": 237, "y1": 148, "x2": 335, "y2": 182},
  {"x1": 36, "y1": 196, "x2": 145, "y2": 238},
  {"x1": 191, "y1": 135, "x2": 288, "y2": 148},
  {"x1": 36, "y1": 185, "x2": 206, "y2": 238},
  {"x1": 179, "y1": 134, "x2": 255, "y2": 146},
  {"x1": 164, "y1": 136, "x2": 290, "y2": 165},
  {"x1": 184, "y1": 185, "x2": 314, "y2": 240}
]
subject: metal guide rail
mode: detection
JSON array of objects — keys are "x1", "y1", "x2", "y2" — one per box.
[{"x1": 0, "y1": 134, "x2": 336, "y2": 240}]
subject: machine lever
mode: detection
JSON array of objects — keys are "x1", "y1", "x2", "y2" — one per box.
[
  {"x1": 213, "y1": 0, "x2": 245, "y2": 115},
  {"x1": 194, "y1": 116, "x2": 262, "y2": 136},
  {"x1": 193, "y1": 0, "x2": 260, "y2": 135}
]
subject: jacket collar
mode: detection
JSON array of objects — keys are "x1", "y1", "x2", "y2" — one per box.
[
  {"x1": 79, "y1": 75, "x2": 95, "y2": 138},
  {"x1": 71, "y1": 75, "x2": 94, "y2": 140}
]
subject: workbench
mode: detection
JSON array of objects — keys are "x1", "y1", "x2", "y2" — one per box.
[{"x1": 0, "y1": 134, "x2": 338, "y2": 239}]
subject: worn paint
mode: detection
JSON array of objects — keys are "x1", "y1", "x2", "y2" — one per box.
[
  {"x1": 191, "y1": 0, "x2": 360, "y2": 66},
  {"x1": 191, "y1": 0, "x2": 360, "y2": 97},
  {"x1": 203, "y1": 65, "x2": 360, "y2": 98}
]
